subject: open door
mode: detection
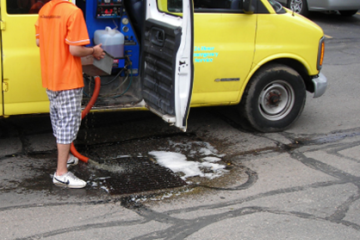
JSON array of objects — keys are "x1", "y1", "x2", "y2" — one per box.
[{"x1": 142, "y1": 0, "x2": 194, "y2": 132}]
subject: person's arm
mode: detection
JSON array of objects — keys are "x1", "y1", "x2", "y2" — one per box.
[
  {"x1": 36, "y1": 39, "x2": 40, "y2": 47},
  {"x1": 69, "y1": 44, "x2": 105, "y2": 60}
]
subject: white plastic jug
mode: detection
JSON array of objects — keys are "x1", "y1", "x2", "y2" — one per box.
[{"x1": 94, "y1": 27, "x2": 124, "y2": 58}]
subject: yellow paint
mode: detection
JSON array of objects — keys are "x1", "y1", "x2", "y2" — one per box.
[
  {"x1": 191, "y1": 12, "x2": 257, "y2": 105},
  {"x1": 254, "y1": 11, "x2": 321, "y2": 76},
  {"x1": 157, "y1": 0, "x2": 168, "y2": 12},
  {"x1": 1, "y1": 0, "x2": 47, "y2": 116},
  {"x1": 0, "y1": 0, "x2": 324, "y2": 116},
  {"x1": 325, "y1": 34, "x2": 333, "y2": 39}
]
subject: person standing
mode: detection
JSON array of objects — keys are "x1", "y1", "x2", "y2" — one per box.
[{"x1": 35, "y1": 0, "x2": 105, "y2": 188}]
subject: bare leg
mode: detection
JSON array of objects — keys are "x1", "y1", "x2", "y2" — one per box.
[
  {"x1": 56, "y1": 143, "x2": 70, "y2": 176},
  {"x1": 53, "y1": 142, "x2": 86, "y2": 188}
]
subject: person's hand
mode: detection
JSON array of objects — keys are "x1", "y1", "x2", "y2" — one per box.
[{"x1": 93, "y1": 44, "x2": 105, "y2": 60}]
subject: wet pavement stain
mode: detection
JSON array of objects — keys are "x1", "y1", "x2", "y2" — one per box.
[
  {"x1": 294, "y1": 129, "x2": 360, "y2": 145},
  {"x1": 84, "y1": 157, "x2": 187, "y2": 195},
  {"x1": 5, "y1": 125, "x2": 231, "y2": 198},
  {"x1": 15, "y1": 154, "x2": 187, "y2": 196}
]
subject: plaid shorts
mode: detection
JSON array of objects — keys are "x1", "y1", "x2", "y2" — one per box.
[{"x1": 46, "y1": 88, "x2": 83, "y2": 144}]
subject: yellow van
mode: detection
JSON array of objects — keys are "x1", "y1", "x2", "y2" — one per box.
[{"x1": 0, "y1": 0, "x2": 326, "y2": 132}]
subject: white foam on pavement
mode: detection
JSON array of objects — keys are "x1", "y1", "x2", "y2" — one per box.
[{"x1": 149, "y1": 141, "x2": 227, "y2": 180}]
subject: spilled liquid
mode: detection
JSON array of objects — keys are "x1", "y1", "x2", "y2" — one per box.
[
  {"x1": 88, "y1": 159, "x2": 125, "y2": 173},
  {"x1": 13, "y1": 114, "x2": 228, "y2": 196},
  {"x1": 84, "y1": 156, "x2": 186, "y2": 195}
]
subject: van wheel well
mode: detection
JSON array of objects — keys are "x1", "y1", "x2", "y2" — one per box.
[
  {"x1": 239, "y1": 63, "x2": 306, "y2": 132},
  {"x1": 266, "y1": 59, "x2": 314, "y2": 93}
]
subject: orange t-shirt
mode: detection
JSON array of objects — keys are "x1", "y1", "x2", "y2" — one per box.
[{"x1": 35, "y1": 0, "x2": 90, "y2": 91}]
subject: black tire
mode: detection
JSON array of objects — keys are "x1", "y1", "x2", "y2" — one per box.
[
  {"x1": 339, "y1": 10, "x2": 358, "y2": 17},
  {"x1": 287, "y1": 0, "x2": 309, "y2": 16},
  {"x1": 239, "y1": 64, "x2": 306, "y2": 133}
]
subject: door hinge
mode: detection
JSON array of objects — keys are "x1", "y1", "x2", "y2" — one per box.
[
  {"x1": 0, "y1": 21, "x2": 5, "y2": 31},
  {"x1": 3, "y1": 82, "x2": 8, "y2": 92}
]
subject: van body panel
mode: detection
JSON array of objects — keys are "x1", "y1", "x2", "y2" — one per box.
[
  {"x1": 1, "y1": 0, "x2": 47, "y2": 116},
  {"x1": 254, "y1": 11, "x2": 323, "y2": 76},
  {"x1": 190, "y1": 12, "x2": 257, "y2": 106}
]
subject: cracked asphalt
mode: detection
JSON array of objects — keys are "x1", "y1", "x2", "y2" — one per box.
[{"x1": 1, "y1": 11, "x2": 360, "y2": 240}]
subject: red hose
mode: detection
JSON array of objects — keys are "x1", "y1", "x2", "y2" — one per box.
[{"x1": 70, "y1": 76, "x2": 101, "y2": 163}]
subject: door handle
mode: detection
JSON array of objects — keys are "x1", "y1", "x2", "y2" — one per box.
[{"x1": 151, "y1": 28, "x2": 165, "y2": 47}]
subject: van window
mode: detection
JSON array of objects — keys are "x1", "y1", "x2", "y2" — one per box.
[
  {"x1": 168, "y1": 0, "x2": 242, "y2": 13},
  {"x1": 168, "y1": 0, "x2": 183, "y2": 12},
  {"x1": 267, "y1": 0, "x2": 286, "y2": 13},
  {"x1": 6, "y1": 0, "x2": 50, "y2": 14},
  {"x1": 194, "y1": 0, "x2": 236, "y2": 9}
]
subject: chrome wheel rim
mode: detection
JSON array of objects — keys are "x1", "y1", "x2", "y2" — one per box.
[
  {"x1": 290, "y1": 0, "x2": 303, "y2": 13},
  {"x1": 258, "y1": 80, "x2": 295, "y2": 121}
]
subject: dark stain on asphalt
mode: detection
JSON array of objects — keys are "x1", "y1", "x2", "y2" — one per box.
[
  {"x1": 294, "y1": 129, "x2": 360, "y2": 145},
  {"x1": 9, "y1": 129, "x2": 232, "y2": 197},
  {"x1": 15, "y1": 154, "x2": 187, "y2": 196}
]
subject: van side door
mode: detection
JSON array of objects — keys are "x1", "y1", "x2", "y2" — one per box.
[{"x1": 141, "y1": 0, "x2": 194, "y2": 132}]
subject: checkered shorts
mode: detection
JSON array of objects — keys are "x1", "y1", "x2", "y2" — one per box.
[{"x1": 46, "y1": 88, "x2": 83, "y2": 144}]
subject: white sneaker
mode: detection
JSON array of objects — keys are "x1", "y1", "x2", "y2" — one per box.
[
  {"x1": 53, "y1": 172, "x2": 87, "y2": 188},
  {"x1": 67, "y1": 154, "x2": 79, "y2": 168}
]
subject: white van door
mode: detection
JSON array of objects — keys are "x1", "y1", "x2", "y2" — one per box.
[{"x1": 142, "y1": 0, "x2": 194, "y2": 132}]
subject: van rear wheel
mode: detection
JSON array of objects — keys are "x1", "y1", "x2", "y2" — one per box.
[{"x1": 239, "y1": 64, "x2": 306, "y2": 132}]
